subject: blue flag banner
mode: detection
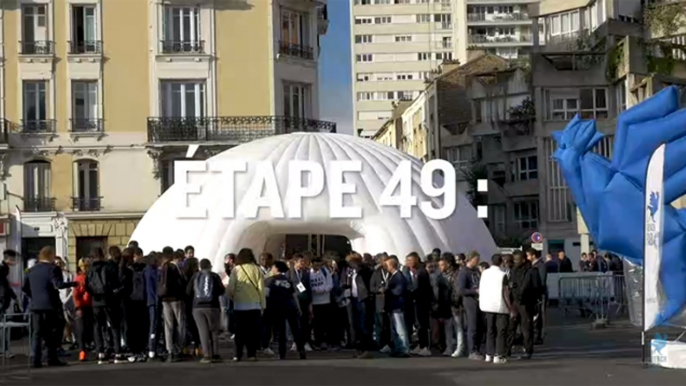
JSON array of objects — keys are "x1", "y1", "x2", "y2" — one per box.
[{"x1": 552, "y1": 86, "x2": 686, "y2": 329}]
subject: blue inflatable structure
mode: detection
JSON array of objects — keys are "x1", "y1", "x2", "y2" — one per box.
[{"x1": 552, "y1": 86, "x2": 686, "y2": 327}]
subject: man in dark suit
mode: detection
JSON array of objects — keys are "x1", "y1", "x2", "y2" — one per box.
[
  {"x1": 288, "y1": 253, "x2": 313, "y2": 352},
  {"x1": 369, "y1": 254, "x2": 391, "y2": 352},
  {"x1": 527, "y1": 248, "x2": 546, "y2": 345},
  {"x1": 384, "y1": 257, "x2": 409, "y2": 357},
  {"x1": 402, "y1": 252, "x2": 433, "y2": 356},
  {"x1": 346, "y1": 253, "x2": 373, "y2": 358}
]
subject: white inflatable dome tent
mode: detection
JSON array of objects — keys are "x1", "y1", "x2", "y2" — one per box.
[{"x1": 131, "y1": 133, "x2": 497, "y2": 272}]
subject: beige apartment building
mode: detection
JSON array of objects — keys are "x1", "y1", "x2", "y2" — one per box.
[
  {"x1": 0, "y1": 0, "x2": 332, "y2": 267},
  {"x1": 351, "y1": 0, "x2": 541, "y2": 138}
]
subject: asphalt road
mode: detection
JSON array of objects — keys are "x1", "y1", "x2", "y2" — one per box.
[{"x1": 2, "y1": 321, "x2": 684, "y2": 386}]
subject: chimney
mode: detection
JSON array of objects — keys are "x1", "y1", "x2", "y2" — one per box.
[{"x1": 440, "y1": 59, "x2": 461, "y2": 74}]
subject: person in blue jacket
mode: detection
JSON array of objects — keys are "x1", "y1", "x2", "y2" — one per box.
[{"x1": 144, "y1": 252, "x2": 160, "y2": 359}]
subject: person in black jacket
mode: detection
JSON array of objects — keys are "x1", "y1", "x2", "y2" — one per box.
[
  {"x1": 187, "y1": 259, "x2": 225, "y2": 363},
  {"x1": 87, "y1": 246, "x2": 124, "y2": 364},
  {"x1": 158, "y1": 247, "x2": 187, "y2": 362},
  {"x1": 288, "y1": 253, "x2": 313, "y2": 352},
  {"x1": 265, "y1": 261, "x2": 306, "y2": 360},
  {"x1": 126, "y1": 247, "x2": 149, "y2": 362},
  {"x1": 23, "y1": 246, "x2": 75, "y2": 368},
  {"x1": 369, "y1": 253, "x2": 391, "y2": 352},
  {"x1": 346, "y1": 253, "x2": 373, "y2": 359},
  {"x1": 402, "y1": 252, "x2": 432, "y2": 357},
  {"x1": 527, "y1": 248, "x2": 547, "y2": 346},
  {"x1": 507, "y1": 250, "x2": 540, "y2": 360},
  {"x1": 458, "y1": 251, "x2": 483, "y2": 360},
  {"x1": 384, "y1": 257, "x2": 409, "y2": 357},
  {"x1": 0, "y1": 250, "x2": 18, "y2": 358}
]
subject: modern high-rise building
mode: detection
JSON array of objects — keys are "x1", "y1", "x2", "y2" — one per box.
[
  {"x1": 0, "y1": 0, "x2": 333, "y2": 268},
  {"x1": 351, "y1": 0, "x2": 541, "y2": 138}
]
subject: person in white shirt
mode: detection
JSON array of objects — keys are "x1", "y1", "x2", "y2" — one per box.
[
  {"x1": 309, "y1": 257, "x2": 333, "y2": 349},
  {"x1": 479, "y1": 254, "x2": 514, "y2": 364}
]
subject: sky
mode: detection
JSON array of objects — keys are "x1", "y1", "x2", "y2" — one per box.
[{"x1": 318, "y1": 0, "x2": 354, "y2": 135}]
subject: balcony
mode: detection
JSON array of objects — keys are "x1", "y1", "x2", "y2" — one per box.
[
  {"x1": 71, "y1": 118, "x2": 104, "y2": 134},
  {"x1": 19, "y1": 40, "x2": 55, "y2": 55},
  {"x1": 72, "y1": 197, "x2": 102, "y2": 212},
  {"x1": 436, "y1": 22, "x2": 453, "y2": 30},
  {"x1": 468, "y1": 35, "x2": 532, "y2": 45},
  {"x1": 468, "y1": 13, "x2": 530, "y2": 23},
  {"x1": 317, "y1": 5, "x2": 329, "y2": 35},
  {"x1": 21, "y1": 119, "x2": 56, "y2": 134},
  {"x1": 279, "y1": 41, "x2": 314, "y2": 60},
  {"x1": 147, "y1": 116, "x2": 337, "y2": 144},
  {"x1": 160, "y1": 40, "x2": 205, "y2": 54},
  {"x1": 24, "y1": 197, "x2": 56, "y2": 213},
  {"x1": 69, "y1": 40, "x2": 103, "y2": 55}
]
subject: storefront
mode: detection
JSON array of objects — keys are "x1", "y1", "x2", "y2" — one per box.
[{"x1": 12, "y1": 211, "x2": 68, "y2": 265}]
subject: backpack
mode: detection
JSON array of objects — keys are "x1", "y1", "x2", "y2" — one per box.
[
  {"x1": 88, "y1": 264, "x2": 108, "y2": 296},
  {"x1": 130, "y1": 268, "x2": 146, "y2": 302},
  {"x1": 194, "y1": 271, "x2": 214, "y2": 303}
]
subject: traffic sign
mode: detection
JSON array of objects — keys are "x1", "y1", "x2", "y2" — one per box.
[
  {"x1": 531, "y1": 232, "x2": 543, "y2": 243},
  {"x1": 531, "y1": 243, "x2": 544, "y2": 251}
]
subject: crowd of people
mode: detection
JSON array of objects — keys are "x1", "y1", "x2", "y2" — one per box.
[{"x1": 0, "y1": 243, "x2": 557, "y2": 369}]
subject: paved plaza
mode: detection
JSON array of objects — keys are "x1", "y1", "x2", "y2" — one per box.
[{"x1": 2, "y1": 318, "x2": 685, "y2": 386}]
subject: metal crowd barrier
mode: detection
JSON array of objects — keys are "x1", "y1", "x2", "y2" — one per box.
[
  {"x1": 1, "y1": 312, "x2": 32, "y2": 380},
  {"x1": 558, "y1": 274, "x2": 627, "y2": 324}
]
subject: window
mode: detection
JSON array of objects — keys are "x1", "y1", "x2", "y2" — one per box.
[
  {"x1": 551, "y1": 10, "x2": 579, "y2": 37},
  {"x1": 492, "y1": 205, "x2": 506, "y2": 234},
  {"x1": 163, "y1": 6, "x2": 202, "y2": 53},
  {"x1": 72, "y1": 81, "x2": 99, "y2": 132},
  {"x1": 580, "y1": 88, "x2": 608, "y2": 119},
  {"x1": 416, "y1": 14, "x2": 431, "y2": 23},
  {"x1": 71, "y1": 5, "x2": 98, "y2": 54},
  {"x1": 76, "y1": 237, "x2": 107, "y2": 262},
  {"x1": 357, "y1": 54, "x2": 373, "y2": 62},
  {"x1": 617, "y1": 82, "x2": 627, "y2": 113},
  {"x1": 398, "y1": 91, "x2": 413, "y2": 100},
  {"x1": 23, "y1": 81, "x2": 49, "y2": 132},
  {"x1": 355, "y1": 35, "x2": 372, "y2": 44},
  {"x1": 514, "y1": 201, "x2": 539, "y2": 229},
  {"x1": 376, "y1": 73, "x2": 394, "y2": 81},
  {"x1": 474, "y1": 99, "x2": 482, "y2": 123},
  {"x1": 359, "y1": 0, "x2": 371, "y2": 4},
  {"x1": 515, "y1": 156, "x2": 538, "y2": 181},
  {"x1": 442, "y1": 36, "x2": 452, "y2": 48},
  {"x1": 281, "y1": 9, "x2": 309, "y2": 47},
  {"x1": 374, "y1": 16, "x2": 391, "y2": 24},
  {"x1": 395, "y1": 35, "x2": 412, "y2": 42},
  {"x1": 161, "y1": 159, "x2": 179, "y2": 193},
  {"x1": 397, "y1": 73, "x2": 413, "y2": 80},
  {"x1": 376, "y1": 0, "x2": 391, "y2": 4},
  {"x1": 498, "y1": 6, "x2": 513, "y2": 14},
  {"x1": 436, "y1": 52, "x2": 453, "y2": 61},
  {"x1": 24, "y1": 161, "x2": 52, "y2": 212},
  {"x1": 550, "y1": 97, "x2": 578, "y2": 120},
  {"x1": 283, "y1": 82, "x2": 311, "y2": 119},
  {"x1": 160, "y1": 81, "x2": 205, "y2": 118},
  {"x1": 356, "y1": 73, "x2": 371, "y2": 82},
  {"x1": 445, "y1": 145, "x2": 472, "y2": 168},
  {"x1": 21, "y1": 5, "x2": 50, "y2": 54},
  {"x1": 377, "y1": 91, "x2": 396, "y2": 101},
  {"x1": 355, "y1": 17, "x2": 373, "y2": 24},
  {"x1": 418, "y1": 52, "x2": 430, "y2": 61},
  {"x1": 75, "y1": 160, "x2": 99, "y2": 211},
  {"x1": 357, "y1": 92, "x2": 373, "y2": 101},
  {"x1": 394, "y1": 0, "x2": 411, "y2": 4},
  {"x1": 548, "y1": 88, "x2": 608, "y2": 120}
]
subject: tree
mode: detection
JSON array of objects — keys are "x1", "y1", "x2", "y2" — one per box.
[
  {"x1": 644, "y1": 1, "x2": 686, "y2": 37},
  {"x1": 462, "y1": 162, "x2": 488, "y2": 206}
]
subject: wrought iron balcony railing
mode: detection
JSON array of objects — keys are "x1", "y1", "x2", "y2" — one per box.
[
  {"x1": 279, "y1": 41, "x2": 314, "y2": 60},
  {"x1": 69, "y1": 40, "x2": 103, "y2": 54},
  {"x1": 19, "y1": 40, "x2": 55, "y2": 55},
  {"x1": 71, "y1": 118, "x2": 104, "y2": 133},
  {"x1": 72, "y1": 197, "x2": 102, "y2": 211},
  {"x1": 160, "y1": 40, "x2": 205, "y2": 54},
  {"x1": 147, "y1": 116, "x2": 337, "y2": 143},
  {"x1": 21, "y1": 119, "x2": 56, "y2": 134},
  {"x1": 24, "y1": 197, "x2": 56, "y2": 213}
]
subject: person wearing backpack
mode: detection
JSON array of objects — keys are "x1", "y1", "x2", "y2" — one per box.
[
  {"x1": 126, "y1": 247, "x2": 149, "y2": 362},
  {"x1": 186, "y1": 259, "x2": 224, "y2": 363},
  {"x1": 157, "y1": 247, "x2": 187, "y2": 362},
  {"x1": 87, "y1": 247, "x2": 124, "y2": 364}
]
